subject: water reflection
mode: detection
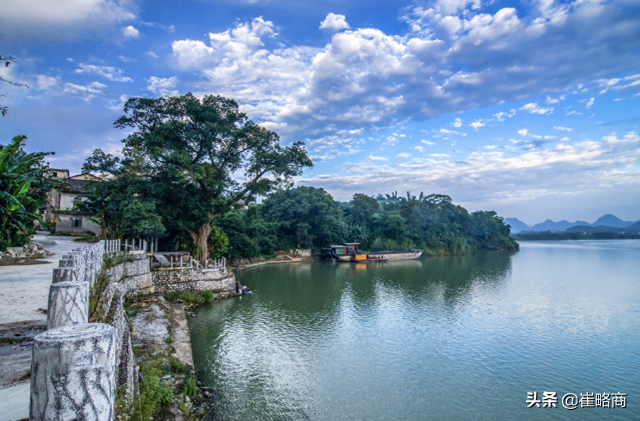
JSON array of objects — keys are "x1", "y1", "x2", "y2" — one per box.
[{"x1": 189, "y1": 244, "x2": 640, "y2": 421}]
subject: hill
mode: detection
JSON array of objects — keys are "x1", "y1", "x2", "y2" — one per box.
[
  {"x1": 529, "y1": 219, "x2": 589, "y2": 232},
  {"x1": 626, "y1": 220, "x2": 640, "y2": 231},
  {"x1": 504, "y1": 218, "x2": 530, "y2": 233},
  {"x1": 591, "y1": 214, "x2": 634, "y2": 228},
  {"x1": 518, "y1": 214, "x2": 638, "y2": 233},
  {"x1": 565, "y1": 225, "x2": 631, "y2": 233}
]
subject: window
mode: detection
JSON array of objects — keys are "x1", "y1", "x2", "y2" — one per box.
[
  {"x1": 73, "y1": 219, "x2": 82, "y2": 228},
  {"x1": 52, "y1": 172, "x2": 58, "y2": 177}
]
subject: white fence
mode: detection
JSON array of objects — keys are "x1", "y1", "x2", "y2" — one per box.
[{"x1": 104, "y1": 237, "x2": 160, "y2": 253}]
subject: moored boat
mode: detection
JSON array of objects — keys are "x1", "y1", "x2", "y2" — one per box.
[
  {"x1": 323, "y1": 243, "x2": 422, "y2": 262},
  {"x1": 367, "y1": 249, "x2": 423, "y2": 260}
]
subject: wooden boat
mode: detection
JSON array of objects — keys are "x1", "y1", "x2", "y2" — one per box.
[
  {"x1": 366, "y1": 249, "x2": 423, "y2": 260},
  {"x1": 325, "y1": 243, "x2": 421, "y2": 262}
]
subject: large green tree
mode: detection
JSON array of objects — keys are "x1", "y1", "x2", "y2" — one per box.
[
  {"x1": 261, "y1": 186, "x2": 346, "y2": 248},
  {"x1": 83, "y1": 93, "x2": 312, "y2": 262}
]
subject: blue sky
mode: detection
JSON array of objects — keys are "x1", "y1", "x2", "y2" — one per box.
[{"x1": 2, "y1": 0, "x2": 640, "y2": 224}]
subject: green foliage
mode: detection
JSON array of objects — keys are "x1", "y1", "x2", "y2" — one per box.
[
  {"x1": 73, "y1": 235, "x2": 99, "y2": 243},
  {"x1": 261, "y1": 186, "x2": 346, "y2": 248},
  {"x1": 231, "y1": 189, "x2": 517, "y2": 256},
  {"x1": 217, "y1": 207, "x2": 279, "y2": 260},
  {"x1": 82, "y1": 93, "x2": 312, "y2": 261},
  {"x1": 348, "y1": 193, "x2": 379, "y2": 227},
  {"x1": 208, "y1": 226, "x2": 229, "y2": 259},
  {"x1": 131, "y1": 366, "x2": 174, "y2": 421},
  {"x1": 164, "y1": 290, "x2": 216, "y2": 305},
  {"x1": 0, "y1": 136, "x2": 57, "y2": 250},
  {"x1": 121, "y1": 199, "x2": 165, "y2": 237},
  {"x1": 183, "y1": 374, "x2": 198, "y2": 398},
  {"x1": 201, "y1": 290, "x2": 214, "y2": 302}
]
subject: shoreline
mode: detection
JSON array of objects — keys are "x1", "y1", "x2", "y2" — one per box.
[{"x1": 236, "y1": 257, "x2": 305, "y2": 270}]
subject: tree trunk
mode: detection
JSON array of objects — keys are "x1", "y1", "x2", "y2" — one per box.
[{"x1": 196, "y1": 223, "x2": 213, "y2": 265}]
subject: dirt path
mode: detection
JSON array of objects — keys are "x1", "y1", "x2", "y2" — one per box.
[{"x1": 0, "y1": 235, "x2": 79, "y2": 327}]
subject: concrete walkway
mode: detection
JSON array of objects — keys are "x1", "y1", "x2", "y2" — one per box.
[
  {"x1": 0, "y1": 235, "x2": 83, "y2": 420},
  {"x1": 0, "y1": 235, "x2": 79, "y2": 327}
]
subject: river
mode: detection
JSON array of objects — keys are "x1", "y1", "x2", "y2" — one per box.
[{"x1": 189, "y1": 240, "x2": 640, "y2": 420}]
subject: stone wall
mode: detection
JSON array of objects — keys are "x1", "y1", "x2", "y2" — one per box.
[
  {"x1": 152, "y1": 267, "x2": 235, "y2": 293},
  {"x1": 31, "y1": 241, "x2": 237, "y2": 420}
]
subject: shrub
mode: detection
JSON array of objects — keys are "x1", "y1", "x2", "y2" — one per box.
[
  {"x1": 183, "y1": 374, "x2": 198, "y2": 398},
  {"x1": 131, "y1": 366, "x2": 174, "y2": 420},
  {"x1": 201, "y1": 290, "x2": 214, "y2": 302}
]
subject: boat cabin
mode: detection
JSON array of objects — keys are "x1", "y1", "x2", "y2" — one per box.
[
  {"x1": 344, "y1": 242, "x2": 360, "y2": 253},
  {"x1": 329, "y1": 245, "x2": 349, "y2": 255}
]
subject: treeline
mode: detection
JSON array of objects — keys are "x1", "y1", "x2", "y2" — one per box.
[{"x1": 215, "y1": 188, "x2": 518, "y2": 260}]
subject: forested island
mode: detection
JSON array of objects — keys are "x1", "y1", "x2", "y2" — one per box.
[{"x1": 2, "y1": 93, "x2": 517, "y2": 260}]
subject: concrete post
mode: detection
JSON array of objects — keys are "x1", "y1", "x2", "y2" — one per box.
[
  {"x1": 30, "y1": 323, "x2": 116, "y2": 421},
  {"x1": 47, "y1": 281, "x2": 89, "y2": 329},
  {"x1": 52, "y1": 267, "x2": 79, "y2": 283}
]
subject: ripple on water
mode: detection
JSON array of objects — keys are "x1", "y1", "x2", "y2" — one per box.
[{"x1": 190, "y1": 244, "x2": 640, "y2": 421}]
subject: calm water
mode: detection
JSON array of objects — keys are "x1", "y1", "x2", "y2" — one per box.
[{"x1": 190, "y1": 241, "x2": 640, "y2": 420}]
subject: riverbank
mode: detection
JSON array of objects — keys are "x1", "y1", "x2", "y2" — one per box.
[{"x1": 236, "y1": 256, "x2": 304, "y2": 269}]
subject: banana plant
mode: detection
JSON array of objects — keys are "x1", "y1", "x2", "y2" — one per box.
[{"x1": 0, "y1": 136, "x2": 54, "y2": 250}]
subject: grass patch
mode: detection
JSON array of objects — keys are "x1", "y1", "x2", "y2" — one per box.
[
  {"x1": 73, "y1": 235, "x2": 100, "y2": 243},
  {"x1": 131, "y1": 365, "x2": 174, "y2": 421},
  {"x1": 183, "y1": 374, "x2": 198, "y2": 398},
  {"x1": 164, "y1": 290, "x2": 217, "y2": 306}
]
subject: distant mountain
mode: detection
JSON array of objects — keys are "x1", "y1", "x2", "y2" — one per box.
[
  {"x1": 565, "y1": 225, "x2": 632, "y2": 233},
  {"x1": 626, "y1": 220, "x2": 640, "y2": 231},
  {"x1": 591, "y1": 214, "x2": 634, "y2": 228},
  {"x1": 517, "y1": 214, "x2": 638, "y2": 233},
  {"x1": 529, "y1": 219, "x2": 590, "y2": 232},
  {"x1": 505, "y1": 218, "x2": 530, "y2": 233}
]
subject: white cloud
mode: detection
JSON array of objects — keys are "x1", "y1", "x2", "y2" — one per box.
[
  {"x1": 147, "y1": 76, "x2": 179, "y2": 96},
  {"x1": 122, "y1": 25, "x2": 139, "y2": 38},
  {"x1": 166, "y1": 1, "x2": 640, "y2": 157},
  {"x1": 397, "y1": 152, "x2": 411, "y2": 158},
  {"x1": 451, "y1": 118, "x2": 462, "y2": 127},
  {"x1": 319, "y1": 13, "x2": 349, "y2": 31},
  {"x1": 421, "y1": 140, "x2": 436, "y2": 146},
  {"x1": 517, "y1": 129, "x2": 529, "y2": 137},
  {"x1": 519, "y1": 102, "x2": 553, "y2": 115},
  {"x1": 470, "y1": 120, "x2": 485, "y2": 130},
  {"x1": 63, "y1": 81, "x2": 107, "y2": 101},
  {"x1": 554, "y1": 126, "x2": 573, "y2": 132},
  {"x1": 582, "y1": 97, "x2": 595, "y2": 108},
  {"x1": 1, "y1": 0, "x2": 137, "y2": 42},
  {"x1": 118, "y1": 55, "x2": 137, "y2": 63},
  {"x1": 369, "y1": 154, "x2": 388, "y2": 161},
  {"x1": 146, "y1": 51, "x2": 159, "y2": 59},
  {"x1": 35, "y1": 75, "x2": 59, "y2": 90},
  {"x1": 75, "y1": 64, "x2": 133, "y2": 82},
  {"x1": 299, "y1": 132, "x2": 640, "y2": 211},
  {"x1": 414, "y1": 146, "x2": 424, "y2": 152}
]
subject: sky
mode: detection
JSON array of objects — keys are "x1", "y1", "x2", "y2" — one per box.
[{"x1": 1, "y1": 0, "x2": 640, "y2": 225}]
